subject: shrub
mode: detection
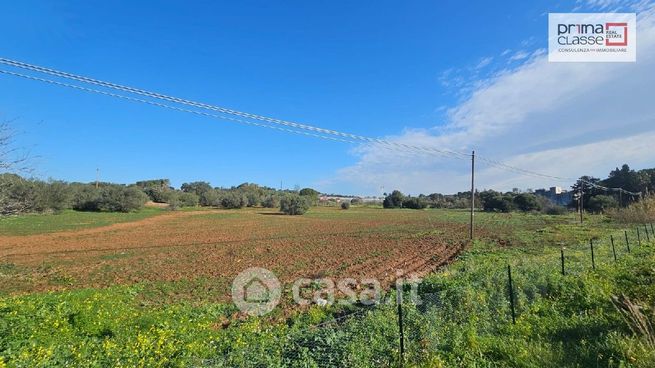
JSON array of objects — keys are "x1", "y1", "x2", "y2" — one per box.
[
  {"x1": 38, "y1": 180, "x2": 72, "y2": 212},
  {"x1": 543, "y1": 204, "x2": 568, "y2": 215},
  {"x1": 587, "y1": 195, "x2": 618, "y2": 214},
  {"x1": 350, "y1": 198, "x2": 362, "y2": 205},
  {"x1": 135, "y1": 179, "x2": 170, "y2": 189},
  {"x1": 167, "y1": 195, "x2": 181, "y2": 211},
  {"x1": 402, "y1": 196, "x2": 427, "y2": 209},
  {"x1": 199, "y1": 189, "x2": 221, "y2": 207},
  {"x1": 280, "y1": 194, "x2": 310, "y2": 215},
  {"x1": 480, "y1": 191, "x2": 514, "y2": 212},
  {"x1": 98, "y1": 185, "x2": 148, "y2": 212},
  {"x1": 341, "y1": 201, "x2": 350, "y2": 210},
  {"x1": 180, "y1": 181, "x2": 212, "y2": 197},
  {"x1": 244, "y1": 191, "x2": 261, "y2": 207},
  {"x1": 607, "y1": 196, "x2": 655, "y2": 223},
  {"x1": 299, "y1": 188, "x2": 320, "y2": 205},
  {"x1": 513, "y1": 193, "x2": 542, "y2": 212},
  {"x1": 0, "y1": 174, "x2": 39, "y2": 215},
  {"x1": 143, "y1": 187, "x2": 173, "y2": 203},
  {"x1": 220, "y1": 191, "x2": 247, "y2": 209},
  {"x1": 262, "y1": 194, "x2": 280, "y2": 208},
  {"x1": 167, "y1": 191, "x2": 199, "y2": 210},
  {"x1": 177, "y1": 192, "x2": 199, "y2": 207},
  {"x1": 71, "y1": 185, "x2": 147, "y2": 212},
  {"x1": 71, "y1": 185, "x2": 102, "y2": 211},
  {"x1": 383, "y1": 190, "x2": 405, "y2": 209}
]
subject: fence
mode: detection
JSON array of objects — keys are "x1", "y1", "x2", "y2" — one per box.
[{"x1": 192, "y1": 222, "x2": 655, "y2": 367}]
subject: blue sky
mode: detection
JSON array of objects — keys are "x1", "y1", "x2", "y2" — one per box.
[{"x1": 1, "y1": 0, "x2": 654, "y2": 195}]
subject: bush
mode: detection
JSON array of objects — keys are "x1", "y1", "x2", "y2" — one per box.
[
  {"x1": 402, "y1": 196, "x2": 427, "y2": 209},
  {"x1": 71, "y1": 185, "x2": 102, "y2": 211},
  {"x1": 350, "y1": 198, "x2": 362, "y2": 205},
  {"x1": 607, "y1": 196, "x2": 655, "y2": 223},
  {"x1": 0, "y1": 174, "x2": 39, "y2": 215},
  {"x1": 244, "y1": 191, "x2": 261, "y2": 207},
  {"x1": 480, "y1": 191, "x2": 514, "y2": 212},
  {"x1": 199, "y1": 189, "x2": 221, "y2": 207},
  {"x1": 262, "y1": 194, "x2": 280, "y2": 208},
  {"x1": 280, "y1": 194, "x2": 310, "y2": 215},
  {"x1": 543, "y1": 204, "x2": 568, "y2": 215},
  {"x1": 299, "y1": 188, "x2": 320, "y2": 205},
  {"x1": 71, "y1": 185, "x2": 148, "y2": 212},
  {"x1": 38, "y1": 180, "x2": 72, "y2": 212},
  {"x1": 177, "y1": 192, "x2": 199, "y2": 207},
  {"x1": 513, "y1": 193, "x2": 542, "y2": 212},
  {"x1": 341, "y1": 201, "x2": 350, "y2": 210},
  {"x1": 383, "y1": 190, "x2": 405, "y2": 209},
  {"x1": 220, "y1": 191, "x2": 247, "y2": 209},
  {"x1": 180, "y1": 181, "x2": 212, "y2": 197},
  {"x1": 587, "y1": 195, "x2": 618, "y2": 214},
  {"x1": 98, "y1": 185, "x2": 148, "y2": 212},
  {"x1": 143, "y1": 187, "x2": 173, "y2": 203},
  {"x1": 167, "y1": 191, "x2": 199, "y2": 210}
]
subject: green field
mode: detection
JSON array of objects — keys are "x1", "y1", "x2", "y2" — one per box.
[
  {"x1": 0, "y1": 208, "x2": 165, "y2": 236},
  {"x1": 0, "y1": 208, "x2": 654, "y2": 367}
]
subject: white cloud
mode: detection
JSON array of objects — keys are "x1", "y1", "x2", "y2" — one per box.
[
  {"x1": 475, "y1": 56, "x2": 494, "y2": 70},
  {"x1": 508, "y1": 50, "x2": 530, "y2": 61},
  {"x1": 322, "y1": 2, "x2": 655, "y2": 195}
]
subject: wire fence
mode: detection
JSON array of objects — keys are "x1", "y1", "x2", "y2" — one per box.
[{"x1": 185, "y1": 221, "x2": 655, "y2": 367}]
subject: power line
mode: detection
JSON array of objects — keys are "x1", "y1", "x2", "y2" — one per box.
[
  {"x1": 0, "y1": 57, "x2": 645, "y2": 195},
  {"x1": 0, "y1": 57, "x2": 469, "y2": 161},
  {"x1": 0, "y1": 69, "x2": 359, "y2": 144},
  {"x1": 0, "y1": 68, "x2": 468, "y2": 166}
]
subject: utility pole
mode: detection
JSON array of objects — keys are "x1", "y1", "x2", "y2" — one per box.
[
  {"x1": 95, "y1": 168, "x2": 99, "y2": 189},
  {"x1": 579, "y1": 180, "x2": 584, "y2": 224},
  {"x1": 470, "y1": 150, "x2": 475, "y2": 240}
]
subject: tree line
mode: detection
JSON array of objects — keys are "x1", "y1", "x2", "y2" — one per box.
[
  {"x1": 3, "y1": 164, "x2": 652, "y2": 216},
  {"x1": 382, "y1": 163, "x2": 655, "y2": 214},
  {"x1": 0, "y1": 175, "x2": 318, "y2": 216}
]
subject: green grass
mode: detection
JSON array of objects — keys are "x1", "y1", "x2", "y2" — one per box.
[
  {"x1": 0, "y1": 208, "x2": 165, "y2": 236},
  {"x1": 0, "y1": 209, "x2": 654, "y2": 367}
]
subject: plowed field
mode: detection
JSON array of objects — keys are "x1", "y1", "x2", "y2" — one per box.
[{"x1": 0, "y1": 207, "x2": 470, "y2": 301}]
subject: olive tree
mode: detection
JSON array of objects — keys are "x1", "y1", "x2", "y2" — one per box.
[{"x1": 280, "y1": 193, "x2": 310, "y2": 215}]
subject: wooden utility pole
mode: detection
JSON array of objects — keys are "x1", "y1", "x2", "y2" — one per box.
[
  {"x1": 95, "y1": 168, "x2": 99, "y2": 189},
  {"x1": 470, "y1": 150, "x2": 475, "y2": 240},
  {"x1": 579, "y1": 180, "x2": 584, "y2": 224}
]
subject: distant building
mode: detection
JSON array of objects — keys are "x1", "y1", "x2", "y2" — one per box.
[{"x1": 534, "y1": 186, "x2": 573, "y2": 206}]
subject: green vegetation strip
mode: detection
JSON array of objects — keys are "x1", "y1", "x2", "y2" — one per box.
[{"x1": 0, "y1": 208, "x2": 164, "y2": 236}]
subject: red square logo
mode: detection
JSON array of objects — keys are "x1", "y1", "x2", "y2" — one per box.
[{"x1": 605, "y1": 22, "x2": 628, "y2": 46}]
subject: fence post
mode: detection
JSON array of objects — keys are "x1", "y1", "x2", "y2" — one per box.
[
  {"x1": 560, "y1": 248, "x2": 565, "y2": 276},
  {"x1": 507, "y1": 265, "x2": 516, "y2": 324},
  {"x1": 645, "y1": 224, "x2": 651, "y2": 242},
  {"x1": 611, "y1": 235, "x2": 617, "y2": 262},
  {"x1": 590, "y1": 239, "x2": 596, "y2": 270},
  {"x1": 397, "y1": 293, "x2": 405, "y2": 367},
  {"x1": 636, "y1": 227, "x2": 640, "y2": 249},
  {"x1": 625, "y1": 230, "x2": 630, "y2": 251}
]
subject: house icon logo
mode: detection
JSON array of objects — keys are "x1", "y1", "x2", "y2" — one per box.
[{"x1": 232, "y1": 267, "x2": 281, "y2": 316}]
